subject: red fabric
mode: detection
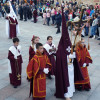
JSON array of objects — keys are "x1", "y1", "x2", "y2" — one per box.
[
  {"x1": 27, "y1": 50, "x2": 52, "y2": 98},
  {"x1": 75, "y1": 67, "x2": 91, "y2": 90},
  {"x1": 55, "y1": 8, "x2": 72, "y2": 98},
  {"x1": 76, "y1": 47, "x2": 92, "y2": 67},
  {"x1": 6, "y1": 17, "x2": 18, "y2": 38},
  {"x1": 8, "y1": 51, "x2": 23, "y2": 86},
  {"x1": 75, "y1": 47, "x2": 92, "y2": 90},
  {"x1": 29, "y1": 46, "x2": 35, "y2": 61},
  {"x1": 44, "y1": 48, "x2": 56, "y2": 75},
  {"x1": 33, "y1": 10, "x2": 38, "y2": 23},
  {"x1": 30, "y1": 1, "x2": 33, "y2": 5}
]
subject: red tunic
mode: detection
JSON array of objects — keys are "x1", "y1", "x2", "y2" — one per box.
[
  {"x1": 6, "y1": 16, "x2": 18, "y2": 38},
  {"x1": 75, "y1": 46, "x2": 92, "y2": 90},
  {"x1": 27, "y1": 50, "x2": 52, "y2": 99},
  {"x1": 29, "y1": 46, "x2": 35, "y2": 61},
  {"x1": 8, "y1": 51, "x2": 23, "y2": 86}
]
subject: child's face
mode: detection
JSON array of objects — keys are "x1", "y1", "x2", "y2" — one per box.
[
  {"x1": 34, "y1": 38, "x2": 39, "y2": 44},
  {"x1": 14, "y1": 42, "x2": 19, "y2": 47},
  {"x1": 38, "y1": 46, "x2": 44, "y2": 53},
  {"x1": 48, "y1": 38, "x2": 52, "y2": 44}
]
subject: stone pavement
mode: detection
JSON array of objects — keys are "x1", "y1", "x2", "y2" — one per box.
[{"x1": 0, "y1": 17, "x2": 100, "y2": 100}]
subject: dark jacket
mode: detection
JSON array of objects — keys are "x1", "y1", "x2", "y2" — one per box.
[
  {"x1": 19, "y1": 5, "x2": 23, "y2": 14},
  {"x1": 23, "y1": 5, "x2": 27, "y2": 14},
  {"x1": 56, "y1": 13, "x2": 62, "y2": 26}
]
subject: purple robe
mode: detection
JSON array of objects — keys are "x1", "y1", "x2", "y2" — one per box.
[
  {"x1": 8, "y1": 48, "x2": 23, "y2": 86},
  {"x1": 55, "y1": 8, "x2": 72, "y2": 98},
  {"x1": 6, "y1": 16, "x2": 18, "y2": 39},
  {"x1": 44, "y1": 43, "x2": 56, "y2": 75}
]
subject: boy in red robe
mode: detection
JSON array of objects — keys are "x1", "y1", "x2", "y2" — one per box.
[
  {"x1": 75, "y1": 39, "x2": 92, "y2": 91},
  {"x1": 27, "y1": 43, "x2": 52, "y2": 100},
  {"x1": 8, "y1": 37, "x2": 23, "y2": 88}
]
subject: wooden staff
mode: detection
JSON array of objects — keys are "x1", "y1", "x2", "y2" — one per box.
[{"x1": 71, "y1": 23, "x2": 73, "y2": 54}]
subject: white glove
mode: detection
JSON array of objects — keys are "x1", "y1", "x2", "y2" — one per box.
[
  {"x1": 14, "y1": 56, "x2": 17, "y2": 59},
  {"x1": 17, "y1": 45, "x2": 21, "y2": 51},
  {"x1": 83, "y1": 63, "x2": 87, "y2": 67},
  {"x1": 43, "y1": 68, "x2": 49, "y2": 74}
]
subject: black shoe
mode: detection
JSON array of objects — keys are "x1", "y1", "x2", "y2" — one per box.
[
  {"x1": 85, "y1": 88, "x2": 90, "y2": 91},
  {"x1": 14, "y1": 86, "x2": 17, "y2": 88},
  {"x1": 20, "y1": 19, "x2": 23, "y2": 20},
  {"x1": 97, "y1": 38, "x2": 100, "y2": 40},
  {"x1": 89, "y1": 35, "x2": 93, "y2": 38},
  {"x1": 81, "y1": 34, "x2": 84, "y2": 37},
  {"x1": 56, "y1": 32, "x2": 60, "y2": 34},
  {"x1": 98, "y1": 43, "x2": 100, "y2": 45}
]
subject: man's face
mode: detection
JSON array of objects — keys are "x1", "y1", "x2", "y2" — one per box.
[
  {"x1": 48, "y1": 38, "x2": 52, "y2": 44},
  {"x1": 38, "y1": 46, "x2": 44, "y2": 53},
  {"x1": 14, "y1": 42, "x2": 19, "y2": 47}
]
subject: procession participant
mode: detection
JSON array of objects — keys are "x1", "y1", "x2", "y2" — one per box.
[
  {"x1": 8, "y1": 37, "x2": 23, "y2": 88},
  {"x1": 6, "y1": 1, "x2": 20, "y2": 39},
  {"x1": 55, "y1": 7, "x2": 83, "y2": 99},
  {"x1": 29, "y1": 35, "x2": 39, "y2": 61},
  {"x1": 75, "y1": 39, "x2": 92, "y2": 91},
  {"x1": 27, "y1": 43, "x2": 52, "y2": 100},
  {"x1": 64, "y1": 52, "x2": 76, "y2": 100},
  {"x1": 44, "y1": 36, "x2": 56, "y2": 79}
]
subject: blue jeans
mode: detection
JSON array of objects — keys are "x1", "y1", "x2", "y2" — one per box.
[
  {"x1": 51, "y1": 15, "x2": 55, "y2": 24},
  {"x1": 85, "y1": 27, "x2": 89, "y2": 35},
  {"x1": 47, "y1": 17, "x2": 50, "y2": 26},
  {"x1": 91, "y1": 25, "x2": 97, "y2": 36}
]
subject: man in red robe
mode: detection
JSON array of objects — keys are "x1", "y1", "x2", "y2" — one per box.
[
  {"x1": 27, "y1": 43, "x2": 52, "y2": 100},
  {"x1": 6, "y1": 1, "x2": 20, "y2": 39},
  {"x1": 75, "y1": 39, "x2": 92, "y2": 91},
  {"x1": 8, "y1": 37, "x2": 23, "y2": 88}
]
